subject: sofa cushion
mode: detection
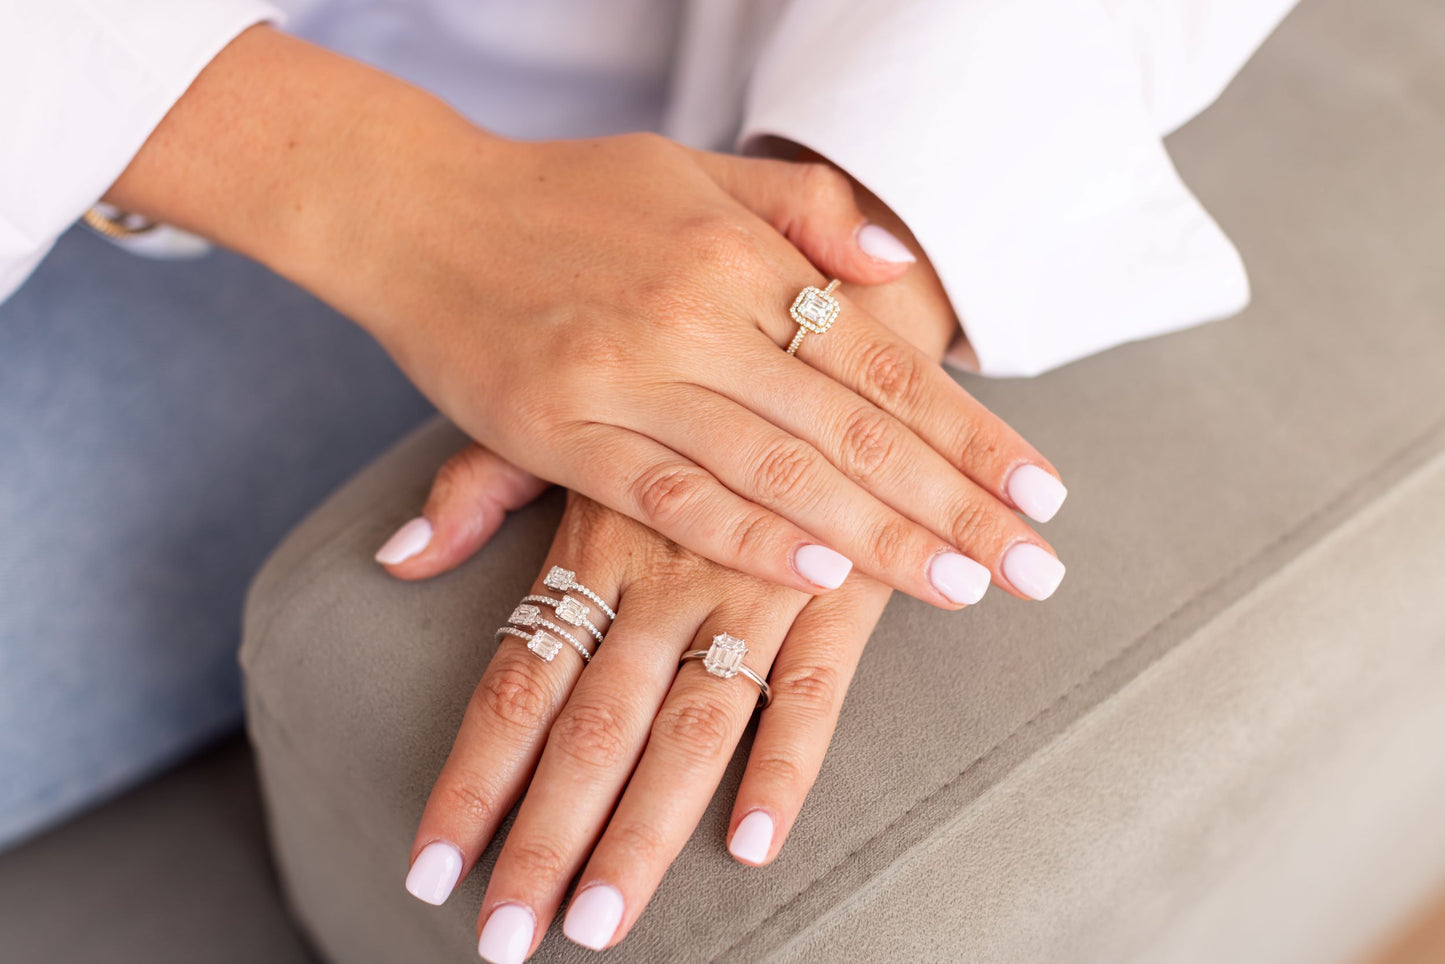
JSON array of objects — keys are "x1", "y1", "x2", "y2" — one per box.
[{"x1": 240, "y1": 0, "x2": 1445, "y2": 960}]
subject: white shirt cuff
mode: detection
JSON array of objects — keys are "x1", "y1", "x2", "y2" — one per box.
[
  {"x1": 0, "y1": 0, "x2": 281, "y2": 302},
  {"x1": 739, "y1": 0, "x2": 1262, "y2": 377}
]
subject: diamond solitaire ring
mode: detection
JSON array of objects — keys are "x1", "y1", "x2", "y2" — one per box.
[
  {"x1": 679, "y1": 633, "x2": 772, "y2": 707},
  {"x1": 502, "y1": 603, "x2": 592, "y2": 663},
  {"x1": 520, "y1": 594, "x2": 605, "y2": 644},
  {"x1": 543, "y1": 566, "x2": 617, "y2": 621},
  {"x1": 785, "y1": 279, "x2": 842, "y2": 356}
]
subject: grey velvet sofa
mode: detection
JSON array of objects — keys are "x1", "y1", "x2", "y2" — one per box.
[{"x1": 4, "y1": 0, "x2": 1445, "y2": 961}]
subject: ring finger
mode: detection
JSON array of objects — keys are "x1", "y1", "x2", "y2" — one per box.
[{"x1": 559, "y1": 602, "x2": 798, "y2": 952}]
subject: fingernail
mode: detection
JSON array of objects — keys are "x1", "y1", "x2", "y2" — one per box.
[
  {"x1": 728, "y1": 811, "x2": 775, "y2": 865},
  {"x1": 375, "y1": 516, "x2": 433, "y2": 565},
  {"x1": 1007, "y1": 465, "x2": 1068, "y2": 523},
  {"x1": 405, "y1": 841, "x2": 464, "y2": 905},
  {"x1": 563, "y1": 883, "x2": 625, "y2": 951},
  {"x1": 856, "y1": 223, "x2": 916, "y2": 264},
  {"x1": 478, "y1": 903, "x2": 535, "y2": 964},
  {"x1": 929, "y1": 552, "x2": 991, "y2": 605},
  {"x1": 1002, "y1": 543, "x2": 1066, "y2": 600},
  {"x1": 794, "y1": 544, "x2": 853, "y2": 590}
]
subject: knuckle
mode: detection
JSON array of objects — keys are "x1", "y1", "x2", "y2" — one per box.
[
  {"x1": 652, "y1": 697, "x2": 737, "y2": 765},
  {"x1": 771, "y1": 662, "x2": 843, "y2": 713},
  {"x1": 632, "y1": 463, "x2": 709, "y2": 527},
  {"x1": 838, "y1": 408, "x2": 900, "y2": 483},
  {"x1": 439, "y1": 780, "x2": 499, "y2": 827},
  {"x1": 867, "y1": 517, "x2": 915, "y2": 572},
  {"x1": 859, "y1": 340, "x2": 925, "y2": 410},
  {"x1": 948, "y1": 496, "x2": 1005, "y2": 550},
  {"x1": 474, "y1": 662, "x2": 553, "y2": 732},
  {"x1": 798, "y1": 163, "x2": 853, "y2": 210},
  {"x1": 505, "y1": 838, "x2": 572, "y2": 883},
  {"x1": 728, "y1": 507, "x2": 780, "y2": 563},
  {"x1": 604, "y1": 821, "x2": 669, "y2": 867},
  {"x1": 748, "y1": 751, "x2": 809, "y2": 789},
  {"x1": 549, "y1": 699, "x2": 634, "y2": 771},
  {"x1": 681, "y1": 213, "x2": 768, "y2": 275},
  {"x1": 752, "y1": 438, "x2": 817, "y2": 504}
]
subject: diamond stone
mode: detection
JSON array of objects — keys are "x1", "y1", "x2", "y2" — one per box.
[
  {"x1": 528, "y1": 630, "x2": 564, "y2": 662},
  {"x1": 702, "y1": 633, "x2": 748, "y2": 679},
  {"x1": 510, "y1": 603, "x2": 541, "y2": 627},
  {"x1": 790, "y1": 286, "x2": 840, "y2": 333},
  {"x1": 544, "y1": 566, "x2": 574, "y2": 592},
  {"x1": 554, "y1": 595, "x2": 588, "y2": 626}
]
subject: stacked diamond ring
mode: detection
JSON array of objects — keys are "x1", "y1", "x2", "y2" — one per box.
[{"x1": 679, "y1": 633, "x2": 772, "y2": 707}]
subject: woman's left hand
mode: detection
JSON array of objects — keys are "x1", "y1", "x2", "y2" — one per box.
[{"x1": 399, "y1": 450, "x2": 893, "y2": 960}]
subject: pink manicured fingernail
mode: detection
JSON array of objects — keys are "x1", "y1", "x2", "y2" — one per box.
[
  {"x1": 405, "y1": 841, "x2": 463, "y2": 905},
  {"x1": 375, "y1": 516, "x2": 432, "y2": 565},
  {"x1": 1002, "y1": 543, "x2": 1066, "y2": 600},
  {"x1": 856, "y1": 223, "x2": 916, "y2": 264},
  {"x1": 1008, "y1": 465, "x2": 1068, "y2": 523},
  {"x1": 563, "y1": 884, "x2": 625, "y2": 951},
  {"x1": 478, "y1": 903, "x2": 535, "y2": 964},
  {"x1": 729, "y1": 811, "x2": 774, "y2": 865},
  {"x1": 929, "y1": 552, "x2": 991, "y2": 605},
  {"x1": 794, "y1": 544, "x2": 853, "y2": 589}
]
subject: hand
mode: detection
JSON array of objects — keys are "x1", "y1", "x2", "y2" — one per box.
[
  {"x1": 401, "y1": 479, "x2": 894, "y2": 960},
  {"x1": 107, "y1": 26, "x2": 1068, "y2": 607}
]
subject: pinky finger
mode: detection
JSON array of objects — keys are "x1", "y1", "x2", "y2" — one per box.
[
  {"x1": 726, "y1": 575, "x2": 893, "y2": 866},
  {"x1": 563, "y1": 424, "x2": 856, "y2": 597}
]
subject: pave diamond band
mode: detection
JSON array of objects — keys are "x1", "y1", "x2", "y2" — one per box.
[
  {"x1": 520, "y1": 593, "x2": 605, "y2": 644},
  {"x1": 543, "y1": 566, "x2": 617, "y2": 621},
  {"x1": 679, "y1": 633, "x2": 772, "y2": 707},
  {"x1": 503, "y1": 604, "x2": 592, "y2": 663},
  {"x1": 786, "y1": 279, "x2": 842, "y2": 356}
]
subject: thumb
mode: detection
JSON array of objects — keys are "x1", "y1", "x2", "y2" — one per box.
[
  {"x1": 375, "y1": 443, "x2": 550, "y2": 581},
  {"x1": 694, "y1": 151, "x2": 917, "y2": 285}
]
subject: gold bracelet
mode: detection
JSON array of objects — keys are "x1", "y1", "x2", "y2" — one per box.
[{"x1": 81, "y1": 206, "x2": 158, "y2": 240}]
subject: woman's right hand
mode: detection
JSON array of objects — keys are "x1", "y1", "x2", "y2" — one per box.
[{"x1": 107, "y1": 25, "x2": 1068, "y2": 607}]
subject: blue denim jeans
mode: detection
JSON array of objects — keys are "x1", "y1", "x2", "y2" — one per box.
[{"x1": 0, "y1": 229, "x2": 433, "y2": 849}]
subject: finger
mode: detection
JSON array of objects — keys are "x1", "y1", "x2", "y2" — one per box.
[
  {"x1": 554, "y1": 423, "x2": 856, "y2": 596},
  {"x1": 561, "y1": 603, "x2": 798, "y2": 952},
  {"x1": 641, "y1": 385, "x2": 1002, "y2": 607},
  {"x1": 727, "y1": 575, "x2": 892, "y2": 866},
  {"x1": 473, "y1": 580, "x2": 716, "y2": 963},
  {"x1": 692, "y1": 151, "x2": 916, "y2": 285},
  {"x1": 758, "y1": 289, "x2": 1070, "y2": 528},
  {"x1": 404, "y1": 546, "x2": 620, "y2": 907},
  {"x1": 377, "y1": 443, "x2": 550, "y2": 580},
  {"x1": 706, "y1": 345, "x2": 1063, "y2": 601}
]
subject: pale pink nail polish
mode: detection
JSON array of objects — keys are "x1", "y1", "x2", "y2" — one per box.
[
  {"x1": 405, "y1": 841, "x2": 463, "y2": 906},
  {"x1": 728, "y1": 811, "x2": 774, "y2": 865},
  {"x1": 929, "y1": 552, "x2": 991, "y2": 605},
  {"x1": 563, "y1": 884, "x2": 625, "y2": 951},
  {"x1": 794, "y1": 544, "x2": 853, "y2": 589},
  {"x1": 1002, "y1": 543, "x2": 1066, "y2": 600},
  {"x1": 375, "y1": 516, "x2": 433, "y2": 565},
  {"x1": 856, "y1": 223, "x2": 916, "y2": 264},
  {"x1": 478, "y1": 903, "x2": 535, "y2": 964},
  {"x1": 1007, "y1": 465, "x2": 1068, "y2": 523}
]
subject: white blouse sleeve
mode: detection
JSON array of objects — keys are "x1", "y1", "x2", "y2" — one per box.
[
  {"x1": 0, "y1": 0, "x2": 280, "y2": 303},
  {"x1": 737, "y1": 0, "x2": 1298, "y2": 377}
]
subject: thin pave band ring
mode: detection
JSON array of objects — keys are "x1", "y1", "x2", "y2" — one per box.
[
  {"x1": 679, "y1": 633, "x2": 772, "y2": 707},
  {"x1": 785, "y1": 279, "x2": 842, "y2": 356},
  {"x1": 543, "y1": 566, "x2": 617, "y2": 621},
  {"x1": 520, "y1": 594, "x2": 605, "y2": 644},
  {"x1": 505, "y1": 604, "x2": 592, "y2": 663},
  {"x1": 495, "y1": 625, "x2": 586, "y2": 664}
]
